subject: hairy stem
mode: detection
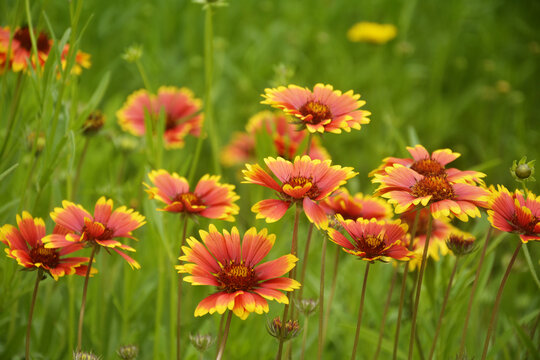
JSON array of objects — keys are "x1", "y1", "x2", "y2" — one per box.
[
  {"x1": 216, "y1": 311, "x2": 233, "y2": 360},
  {"x1": 373, "y1": 267, "x2": 398, "y2": 360},
  {"x1": 177, "y1": 215, "x2": 189, "y2": 360},
  {"x1": 351, "y1": 262, "x2": 370, "y2": 360},
  {"x1": 317, "y1": 235, "x2": 327, "y2": 360},
  {"x1": 77, "y1": 245, "x2": 97, "y2": 352},
  {"x1": 25, "y1": 269, "x2": 43, "y2": 360}
]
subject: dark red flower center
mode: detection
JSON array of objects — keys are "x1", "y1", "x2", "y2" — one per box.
[
  {"x1": 411, "y1": 158, "x2": 446, "y2": 177},
  {"x1": 30, "y1": 244, "x2": 60, "y2": 268},
  {"x1": 411, "y1": 175, "x2": 456, "y2": 202},
  {"x1": 299, "y1": 101, "x2": 332, "y2": 125},
  {"x1": 511, "y1": 214, "x2": 539, "y2": 234},
  {"x1": 81, "y1": 221, "x2": 115, "y2": 243},
  {"x1": 283, "y1": 176, "x2": 321, "y2": 199},
  {"x1": 174, "y1": 192, "x2": 204, "y2": 211},
  {"x1": 13, "y1": 27, "x2": 50, "y2": 53},
  {"x1": 216, "y1": 260, "x2": 258, "y2": 293},
  {"x1": 165, "y1": 114, "x2": 179, "y2": 131},
  {"x1": 356, "y1": 234, "x2": 387, "y2": 258}
]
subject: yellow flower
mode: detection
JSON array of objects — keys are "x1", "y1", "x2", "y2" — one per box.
[{"x1": 347, "y1": 22, "x2": 397, "y2": 44}]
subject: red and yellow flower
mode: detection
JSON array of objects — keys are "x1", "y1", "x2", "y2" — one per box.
[
  {"x1": 43, "y1": 197, "x2": 145, "y2": 269},
  {"x1": 487, "y1": 185, "x2": 540, "y2": 243},
  {"x1": 261, "y1": 84, "x2": 370, "y2": 134},
  {"x1": 0, "y1": 26, "x2": 51, "y2": 72},
  {"x1": 373, "y1": 164, "x2": 489, "y2": 221},
  {"x1": 370, "y1": 144, "x2": 485, "y2": 184},
  {"x1": 221, "y1": 111, "x2": 329, "y2": 167},
  {"x1": 243, "y1": 155, "x2": 357, "y2": 229},
  {"x1": 327, "y1": 216, "x2": 411, "y2": 262},
  {"x1": 116, "y1": 86, "x2": 203, "y2": 148},
  {"x1": 0, "y1": 212, "x2": 93, "y2": 280},
  {"x1": 144, "y1": 169, "x2": 239, "y2": 221},
  {"x1": 320, "y1": 188, "x2": 393, "y2": 221},
  {"x1": 60, "y1": 44, "x2": 91, "y2": 75},
  {"x1": 176, "y1": 225, "x2": 300, "y2": 320}
]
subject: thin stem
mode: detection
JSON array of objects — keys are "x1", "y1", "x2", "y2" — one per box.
[
  {"x1": 216, "y1": 311, "x2": 233, "y2": 360},
  {"x1": 216, "y1": 314, "x2": 225, "y2": 358},
  {"x1": 204, "y1": 5, "x2": 221, "y2": 176},
  {"x1": 25, "y1": 269, "x2": 43, "y2": 360},
  {"x1": 77, "y1": 245, "x2": 97, "y2": 352},
  {"x1": 351, "y1": 262, "x2": 371, "y2": 360},
  {"x1": 522, "y1": 243, "x2": 540, "y2": 289},
  {"x1": 301, "y1": 316, "x2": 309, "y2": 360},
  {"x1": 323, "y1": 246, "x2": 340, "y2": 342},
  {"x1": 0, "y1": 72, "x2": 24, "y2": 160},
  {"x1": 276, "y1": 205, "x2": 301, "y2": 360},
  {"x1": 317, "y1": 235, "x2": 327, "y2": 360},
  {"x1": 458, "y1": 227, "x2": 493, "y2": 355},
  {"x1": 298, "y1": 223, "x2": 314, "y2": 301},
  {"x1": 71, "y1": 136, "x2": 91, "y2": 200},
  {"x1": 481, "y1": 241, "x2": 523, "y2": 360},
  {"x1": 393, "y1": 209, "x2": 421, "y2": 360},
  {"x1": 303, "y1": 132, "x2": 314, "y2": 156},
  {"x1": 428, "y1": 257, "x2": 460, "y2": 360},
  {"x1": 373, "y1": 267, "x2": 398, "y2": 360},
  {"x1": 177, "y1": 215, "x2": 189, "y2": 360},
  {"x1": 408, "y1": 213, "x2": 433, "y2": 360},
  {"x1": 135, "y1": 59, "x2": 153, "y2": 93}
]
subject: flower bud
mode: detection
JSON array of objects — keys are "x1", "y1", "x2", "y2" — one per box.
[
  {"x1": 189, "y1": 333, "x2": 214, "y2": 353},
  {"x1": 510, "y1": 156, "x2": 536, "y2": 182},
  {"x1": 446, "y1": 233, "x2": 476, "y2": 257},
  {"x1": 295, "y1": 298, "x2": 318, "y2": 317},
  {"x1": 116, "y1": 344, "x2": 138, "y2": 360},
  {"x1": 73, "y1": 351, "x2": 101, "y2": 360},
  {"x1": 266, "y1": 317, "x2": 300, "y2": 341},
  {"x1": 83, "y1": 111, "x2": 105, "y2": 136}
]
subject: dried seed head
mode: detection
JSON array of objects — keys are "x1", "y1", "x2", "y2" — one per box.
[
  {"x1": 189, "y1": 333, "x2": 214, "y2": 353},
  {"x1": 116, "y1": 344, "x2": 139, "y2": 360},
  {"x1": 266, "y1": 317, "x2": 301, "y2": 341},
  {"x1": 73, "y1": 351, "x2": 101, "y2": 360}
]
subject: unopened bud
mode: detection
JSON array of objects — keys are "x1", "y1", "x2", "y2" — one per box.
[
  {"x1": 446, "y1": 233, "x2": 476, "y2": 257},
  {"x1": 266, "y1": 317, "x2": 300, "y2": 341},
  {"x1": 510, "y1": 156, "x2": 536, "y2": 182}
]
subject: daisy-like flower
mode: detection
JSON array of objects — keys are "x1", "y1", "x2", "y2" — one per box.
[
  {"x1": 370, "y1": 144, "x2": 485, "y2": 184},
  {"x1": 176, "y1": 225, "x2": 300, "y2": 320},
  {"x1": 243, "y1": 155, "x2": 357, "y2": 229},
  {"x1": 0, "y1": 212, "x2": 93, "y2": 280},
  {"x1": 43, "y1": 197, "x2": 145, "y2": 269},
  {"x1": 373, "y1": 164, "x2": 489, "y2": 221},
  {"x1": 116, "y1": 86, "x2": 203, "y2": 148},
  {"x1": 144, "y1": 169, "x2": 239, "y2": 221},
  {"x1": 487, "y1": 185, "x2": 540, "y2": 242},
  {"x1": 320, "y1": 188, "x2": 393, "y2": 221},
  {"x1": 327, "y1": 216, "x2": 411, "y2": 262},
  {"x1": 261, "y1": 84, "x2": 370, "y2": 134},
  {"x1": 0, "y1": 26, "x2": 51, "y2": 72},
  {"x1": 347, "y1": 22, "x2": 397, "y2": 44},
  {"x1": 221, "y1": 111, "x2": 329, "y2": 167},
  {"x1": 60, "y1": 44, "x2": 91, "y2": 75}
]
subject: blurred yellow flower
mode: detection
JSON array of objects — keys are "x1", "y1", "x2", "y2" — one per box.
[{"x1": 347, "y1": 22, "x2": 397, "y2": 44}]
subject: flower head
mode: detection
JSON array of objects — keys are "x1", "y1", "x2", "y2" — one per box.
[
  {"x1": 116, "y1": 345, "x2": 139, "y2": 360},
  {"x1": 0, "y1": 26, "x2": 51, "y2": 72},
  {"x1": 0, "y1": 212, "x2": 92, "y2": 280},
  {"x1": 221, "y1": 111, "x2": 329, "y2": 167},
  {"x1": 487, "y1": 185, "x2": 540, "y2": 242},
  {"x1": 144, "y1": 169, "x2": 239, "y2": 221},
  {"x1": 373, "y1": 163, "x2": 489, "y2": 221},
  {"x1": 266, "y1": 317, "x2": 301, "y2": 341},
  {"x1": 446, "y1": 232, "x2": 476, "y2": 256},
  {"x1": 347, "y1": 22, "x2": 397, "y2": 44},
  {"x1": 176, "y1": 225, "x2": 300, "y2": 320},
  {"x1": 43, "y1": 197, "x2": 145, "y2": 269},
  {"x1": 328, "y1": 216, "x2": 411, "y2": 262},
  {"x1": 370, "y1": 144, "x2": 486, "y2": 184},
  {"x1": 510, "y1": 156, "x2": 536, "y2": 183},
  {"x1": 60, "y1": 44, "x2": 91, "y2": 75},
  {"x1": 261, "y1": 84, "x2": 370, "y2": 134},
  {"x1": 83, "y1": 110, "x2": 105, "y2": 136},
  {"x1": 116, "y1": 86, "x2": 203, "y2": 148},
  {"x1": 243, "y1": 155, "x2": 357, "y2": 229},
  {"x1": 320, "y1": 189, "x2": 393, "y2": 221}
]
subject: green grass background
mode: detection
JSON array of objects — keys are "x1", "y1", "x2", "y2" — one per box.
[{"x1": 0, "y1": 0, "x2": 539, "y2": 359}]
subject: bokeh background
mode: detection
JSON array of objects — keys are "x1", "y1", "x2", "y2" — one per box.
[{"x1": 0, "y1": 0, "x2": 538, "y2": 359}]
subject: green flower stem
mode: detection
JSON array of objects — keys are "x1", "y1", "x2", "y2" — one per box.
[
  {"x1": 204, "y1": 5, "x2": 221, "y2": 176},
  {"x1": 216, "y1": 310, "x2": 233, "y2": 360},
  {"x1": 322, "y1": 246, "x2": 340, "y2": 342},
  {"x1": 427, "y1": 257, "x2": 460, "y2": 360},
  {"x1": 0, "y1": 72, "x2": 24, "y2": 160},
  {"x1": 372, "y1": 267, "x2": 398, "y2": 360},
  {"x1": 351, "y1": 262, "x2": 370, "y2": 360},
  {"x1": 522, "y1": 243, "x2": 540, "y2": 289},
  {"x1": 297, "y1": 223, "x2": 314, "y2": 303},
  {"x1": 177, "y1": 215, "x2": 188, "y2": 360},
  {"x1": 135, "y1": 59, "x2": 153, "y2": 93},
  {"x1": 458, "y1": 227, "x2": 493, "y2": 355},
  {"x1": 77, "y1": 245, "x2": 97, "y2": 352},
  {"x1": 407, "y1": 213, "x2": 433, "y2": 360},
  {"x1": 300, "y1": 315, "x2": 310, "y2": 360},
  {"x1": 317, "y1": 234, "x2": 327, "y2": 360},
  {"x1": 276, "y1": 205, "x2": 301, "y2": 360},
  {"x1": 392, "y1": 209, "x2": 421, "y2": 360},
  {"x1": 25, "y1": 269, "x2": 43, "y2": 360},
  {"x1": 71, "y1": 136, "x2": 91, "y2": 200},
  {"x1": 303, "y1": 132, "x2": 314, "y2": 156},
  {"x1": 481, "y1": 241, "x2": 523, "y2": 360}
]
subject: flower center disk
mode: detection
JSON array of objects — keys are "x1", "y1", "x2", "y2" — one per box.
[
  {"x1": 411, "y1": 175, "x2": 456, "y2": 202},
  {"x1": 410, "y1": 158, "x2": 446, "y2": 177},
  {"x1": 30, "y1": 244, "x2": 60, "y2": 268},
  {"x1": 216, "y1": 260, "x2": 258, "y2": 293},
  {"x1": 283, "y1": 176, "x2": 320, "y2": 199},
  {"x1": 357, "y1": 234, "x2": 386, "y2": 258},
  {"x1": 299, "y1": 101, "x2": 332, "y2": 124},
  {"x1": 14, "y1": 27, "x2": 50, "y2": 53}
]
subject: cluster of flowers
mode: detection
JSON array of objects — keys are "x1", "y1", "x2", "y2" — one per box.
[{"x1": 0, "y1": 25, "x2": 90, "y2": 74}]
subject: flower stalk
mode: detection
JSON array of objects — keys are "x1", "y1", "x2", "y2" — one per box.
[
  {"x1": 351, "y1": 262, "x2": 370, "y2": 359},
  {"x1": 216, "y1": 311, "x2": 233, "y2": 360},
  {"x1": 25, "y1": 269, "x2": 43, "y2": 360},
  {"x1": 77, "y1": 245, "x2": 98, "y2": 352},
  {"x1": 177, "y1": 215, "x2": 189, "y2": 360}
]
